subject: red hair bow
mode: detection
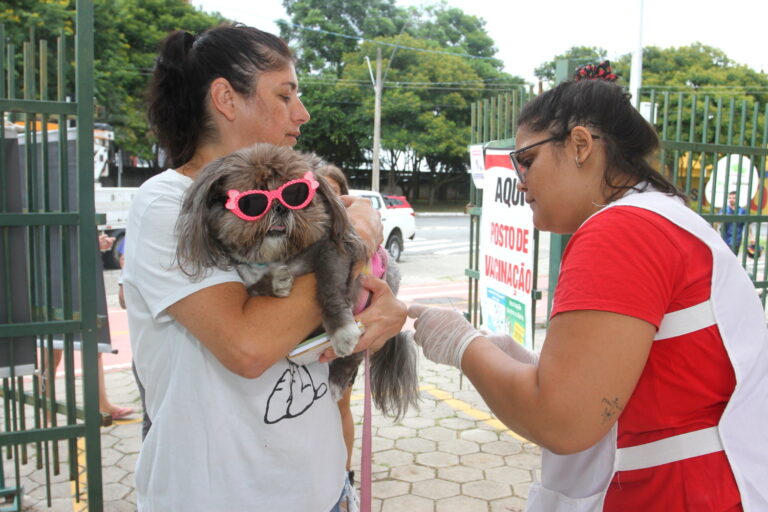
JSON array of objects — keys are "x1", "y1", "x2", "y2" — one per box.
[{"x1": 573, "y1": 60, "x2": 618, "y2": 82}]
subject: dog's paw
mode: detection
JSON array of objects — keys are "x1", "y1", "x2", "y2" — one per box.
[
  {"x1": 272, "y1": 265, "x2": 294, "y2": 297},
  {"x1": 330, "y1": 322, "x2": 362, "y2": 357}
]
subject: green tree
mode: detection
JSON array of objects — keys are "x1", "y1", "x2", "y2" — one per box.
[
  {"x1": 614, "y1": 43, "x2": 768, "y2": 103},
  {"x1": 612, "y1": 44, "x2": 768, "y2": 146},
  {"x1": 284, "y1": 0, "x2": 524, "y2": 201},
  {"x1": 4, "y1": 0, "x2": 223, "y2": 163},
  {"x1": 609, "y1": 44, "x2": 768, "y2": 199},
  {"x1": 103, "y1": 0, "x2": 223, "y2": 162},
  {"x1": 279, "y1": 0, "x2": 406, "y2": 76}
]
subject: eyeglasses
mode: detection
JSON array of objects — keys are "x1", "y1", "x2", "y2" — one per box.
[
  {"x1": 509, "y1": 138, "x2": 556, "y2": 183},
  {"x1": 225, "y1": 171, "x2": 319, "y2": 221},
  {"x1": 509, "y1": 134, "x2": 601, "y2": 183}
]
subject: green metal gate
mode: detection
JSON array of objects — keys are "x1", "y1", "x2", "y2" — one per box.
[
  {"x1": 0, "y1": 1, "x2": 104, "y2": 510},
  {"x1": 638, "y1": 89, "x2": 768, "y2": 305},
  {"x1": 468, "y1": 72, "x2": 768, "y2": 337}
]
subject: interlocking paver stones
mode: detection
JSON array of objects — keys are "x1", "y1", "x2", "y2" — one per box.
[
  {"x1": 461, "y1": 451, "x2": 506, "y2": 470},
  {"x1": 378, "y1": 425, "x2": 417, "y2": 440},
  {"x1": 370, "y1": 436, "x2": 395, "y2": 452},
  {"x1": 435, "y1": 495, "x2": 488, "y2": 512},
  {"x1": 482, "y1": 439, "x2": 524, "y2": 456},
  {"x1": 395, "y1": 437, "x2": 437, "y2": 453},
  {"x1": 490, "y1": 495, "x2": 528, "y2": 512},
  {"x1": 485, "y1": 465, "x2": 533, "y2": 486},
  {"x1": 462, "y1": 479, "x2": 512, "y2": 500},
  {"x1": 419, "y1": 426, "x2": 457, "y2": 442},
  {"x1": 400, "y1": 416, "x2": 435, "y2": 429},
  {"x1": 381, "y1": 493, "x2": 434, "y2": 512},
  {"x1": 504, "y1": 451, "x2": 541, "y2": 470},
  {"x1": 101, "y1": 464, "x2": 128, "y2": 485},
  {"x1": 460, "y1": 428, "x2": 499, "y2": 443},
  {"x1": 390, "y1": 464, "x2": 435, "y2": 482},
  {"x1": 103, "y1": 481, "x2": 132, "y2": 501},
  {"x1": 101, "y1": 446, "x2": 124, "y2": 467},
  {"x1": 437, "y1": 439, "x2": 480, "y2": 456},
  {"x1": 115, "y1": 452, "x2": 138, "y2": 472},
  {"x1": 411, "y1": 478, "x2": 460, "y2": 500},
  {"x1": 372, "y1": 479, "x2": 410, "y2": 499},
  {"x1": 437, "y1": 465, "x2": 484, "y2": 484},
  {"x1": 512, "y1": 481, "x2": 533, "y2": 500},
  {"x1": 438, "y1": 417, "x2": 475, "y2": 430},
  {"x1": 374, "y1": 448, "x2": 415, "y2": 467},
  {"x1": 416, "y1": 451, "x2": 460, "y2": 468}
]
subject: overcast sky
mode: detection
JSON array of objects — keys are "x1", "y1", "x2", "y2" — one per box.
[{"x1": 192, "y1": 0, "x2": 767, "y2": 84}]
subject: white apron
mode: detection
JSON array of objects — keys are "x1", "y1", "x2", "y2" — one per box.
[{"x1": 526, "y1": 191, "x2": 768, "y2": 512}]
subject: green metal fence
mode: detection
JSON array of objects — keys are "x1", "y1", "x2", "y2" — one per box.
[
  {"x1": 468, "y1": 78, "x2": 768, "y2": 336},
  {"x1": 638, "y1": 88, "x2": 768, "y2": 305},
  {"x1": 0, "y1": 1, "x2": 104, "y2": 510}
]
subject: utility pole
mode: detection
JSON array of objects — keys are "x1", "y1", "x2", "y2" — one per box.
[
  {"x1": 629, "y1": 0, "x2": 644, "y2": 106},
  {"x1": 371, "y1": 48, "x2": 382, "y2": 192}
]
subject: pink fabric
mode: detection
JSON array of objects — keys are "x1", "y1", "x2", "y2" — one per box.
[{"x1": 353, "y1": 247, "x2": 388, "y2": 313}]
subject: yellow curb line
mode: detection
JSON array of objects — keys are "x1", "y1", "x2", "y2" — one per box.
[
  {"x1": 352, "y1": 384, "x2": 530, "y2": 444},
  {"x1": 72, "y1": 438, "x2": 87, "y2": 512},
  {"x1": 72, "y1": 417, "x2": 142, "y2": 510}
]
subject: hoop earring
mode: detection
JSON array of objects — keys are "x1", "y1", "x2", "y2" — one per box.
[{"x1": 575, "y1": 157, "x2": 583, "y2": 168}]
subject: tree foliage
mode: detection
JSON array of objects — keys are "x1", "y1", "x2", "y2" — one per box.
[
  {"x1": 279, "y1": 0, "x2": 405, "y2": 76},
  {"x1": 283, "y1": 0, "x2": 525, "y2": 197},
  {"x1": 611, "y1": 44, "x2": 768, "y2": 148},
  {"x1": 3, "y1": 0, "x2": 223, "y2": 162}
]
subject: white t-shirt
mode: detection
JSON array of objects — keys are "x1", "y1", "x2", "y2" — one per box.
[{"x1": 123, "y1": 169, "x2": 346, "y2": 511}]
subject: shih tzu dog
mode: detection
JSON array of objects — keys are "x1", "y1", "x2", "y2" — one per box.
[{"x1": 175, "y1": 143, "x2": 419, "y2": 420}]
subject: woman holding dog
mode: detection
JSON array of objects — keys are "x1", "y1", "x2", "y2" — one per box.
[
  {"x1": 123, "y1": 24, "x2": 405, "y2": 511},
  {"x1": 408, "y1": 74, "x2": 768, "y2": 510}
]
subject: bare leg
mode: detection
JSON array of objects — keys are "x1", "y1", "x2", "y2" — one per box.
[
  {"x1": 98, "y1": 353, "x2": 134, "y2": 418},
  {"x1": 337, "y1": 386, "x2": 355, "y2": 472},
  {"x1": 41, "y1": 349, "x2": 64, "y2": 422}
]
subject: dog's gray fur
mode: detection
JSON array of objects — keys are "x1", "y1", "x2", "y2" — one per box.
[{"x1": 175, "y1": 143, "x2": 419, "y2": 419}]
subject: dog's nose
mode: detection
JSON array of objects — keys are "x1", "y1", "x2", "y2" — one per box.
[{"x1": 272, "y1": 202, "x2": 287, "y2": 215}]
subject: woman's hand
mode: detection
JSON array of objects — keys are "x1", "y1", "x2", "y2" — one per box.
[
  {"x1": 98, "y1": 233, "x2": 115, "y2": 251},
  {"x1": 319, "y1": 275, "x2": 406, "y2": 361},
  {"x1": 407, "y1": 304, "x2": 482, "y2": 369},
  {"x1": 340, "y1": 195, "x2": 383, "y2": 255}
]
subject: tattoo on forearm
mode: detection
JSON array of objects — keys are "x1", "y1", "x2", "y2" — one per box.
[{"x1": 601, "y1": 397, "x2": 623, "y2": 424}]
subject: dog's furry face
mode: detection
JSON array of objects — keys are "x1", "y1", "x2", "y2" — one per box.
[{"x1": 176, "y1": 143, "x2": 349, "y2": 277}]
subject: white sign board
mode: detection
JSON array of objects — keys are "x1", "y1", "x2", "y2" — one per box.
[
  {"x1": 704, "y1": 155, "x2": 758, "y2": 209},
  {"x1": 468, "y1": 144, "x2": 485, "y2": 189},
  {"x1": 478, "y1": 150, "x2": 535, "y2": 350}
]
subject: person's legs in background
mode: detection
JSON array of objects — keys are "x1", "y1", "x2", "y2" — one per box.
[{"x1": 338, "y1": 386, "x2": 355, "y2": 485}]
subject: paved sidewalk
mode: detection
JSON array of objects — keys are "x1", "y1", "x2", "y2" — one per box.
[{"x1": 4, "y1": 349, "x2": 543, "y2": 511}]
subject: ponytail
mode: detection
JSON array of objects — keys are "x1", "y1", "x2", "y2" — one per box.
[{"x1": 147, "y1": 24, "x2": 294, "y2": 169}]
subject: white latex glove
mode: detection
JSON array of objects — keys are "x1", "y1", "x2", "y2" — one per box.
[
  {"x1": 407, "y1": 304, "x2": 482, "y2": 370},
  {"x1": 482, "y1": 332, "x2": 540, "y2": 366}
]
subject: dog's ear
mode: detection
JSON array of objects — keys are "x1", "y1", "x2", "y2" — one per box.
[
  {"x1": 315, "y1": 175, "x2": 351, "y2": 250},
  {"x1": 175, "y1": 156, "x2": 235, "y2": 278}
]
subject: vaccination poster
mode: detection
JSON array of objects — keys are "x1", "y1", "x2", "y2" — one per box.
[{"x1": 478, "y1": 149, "x2": 535, "y2": 350}]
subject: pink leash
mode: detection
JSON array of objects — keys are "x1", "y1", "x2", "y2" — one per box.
[
  {"x1": 356, "y1": 247, "x2": 387, "y2": 512},
  {"x1": 360, "y1": 349, "x2": 372, "y2": 511}
]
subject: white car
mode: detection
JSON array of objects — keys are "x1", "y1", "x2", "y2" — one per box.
[{"x1": 349, "y1": 189, "x2": 416, "y2": 261}]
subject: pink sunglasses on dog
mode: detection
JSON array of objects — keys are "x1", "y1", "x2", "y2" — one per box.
[{"x1": 225, "y1": 171, "x2": 319, "y2": 221}]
